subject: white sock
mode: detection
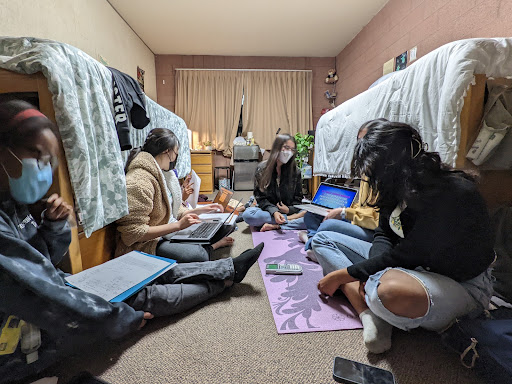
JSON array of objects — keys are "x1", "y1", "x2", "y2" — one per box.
[
  {"x1": 306, "y1": 249, "x2": 318, "y2": 263},
  {"x1": 298, "y1": 230, "x2": 308, "y2": 244},
  {"x1": 359, "y1": 309, "x2": 393, "y2": 354}
]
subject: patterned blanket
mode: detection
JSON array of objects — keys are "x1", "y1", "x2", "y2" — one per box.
[{"x1": 0, "y1": 37, "x2": 190, "y2": 236}]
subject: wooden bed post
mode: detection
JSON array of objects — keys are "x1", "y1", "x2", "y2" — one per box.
[{"x1": 458, "y1": 74, "x2": 512, "y2": 209}]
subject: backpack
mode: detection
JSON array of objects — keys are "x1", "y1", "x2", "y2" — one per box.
[
  {"x1": 491, "y1": 205, "x2": 512, "y2": 303},
  {"x1": 440, "y1": 306, "x2": 512, "y2": 384}
]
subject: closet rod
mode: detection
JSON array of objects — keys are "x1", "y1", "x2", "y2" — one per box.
[{"x1": 175, "y1": 68, "x2": 312, "y2": 72}]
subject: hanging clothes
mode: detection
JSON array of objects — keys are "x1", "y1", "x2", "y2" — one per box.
[{"x1": 107, "y1": 67, "x2": 150, "y2": 151}]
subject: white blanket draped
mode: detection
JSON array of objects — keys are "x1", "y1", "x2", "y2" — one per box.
[{"x1": 314, "y1": 38, "x2": 512, "y2": 177}]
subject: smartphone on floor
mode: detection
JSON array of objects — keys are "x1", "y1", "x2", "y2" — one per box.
[{"x1": 332, "y1": 356, "x2": 396, "y2": 384}]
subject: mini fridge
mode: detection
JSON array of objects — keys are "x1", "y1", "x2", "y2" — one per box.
[{"x1": 233, "y1": 145, "x2": 260, "y2": 190}]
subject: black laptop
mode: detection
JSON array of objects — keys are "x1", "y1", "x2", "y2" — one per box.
[{"x1": 166, "y1": 200, "x2": 242, "y2": 243}]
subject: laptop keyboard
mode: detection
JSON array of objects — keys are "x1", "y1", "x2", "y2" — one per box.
[
  {"x1": 303, "y1": 205, "x2": 327, "y2": 215},
  {"x1": 189, "y1": 222, "x2": 219, "y2": 239}
]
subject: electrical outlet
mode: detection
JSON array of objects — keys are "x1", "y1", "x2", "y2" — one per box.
[{"x1": 409, "y1": 46, "x2": 417, "y2": 62}]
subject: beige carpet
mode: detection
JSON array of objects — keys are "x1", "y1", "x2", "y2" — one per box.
[{"x1": 49, "y1": 191, "x2": 484, "y2": 384}]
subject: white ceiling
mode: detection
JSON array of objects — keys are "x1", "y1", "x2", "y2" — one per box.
[{"x1": 108, "y1": 0, "x2": 389, "y2": 57}]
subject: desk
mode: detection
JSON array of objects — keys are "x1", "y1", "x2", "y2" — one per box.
[{"x1": 191, "y1": 150, "x2": 214, "y2": 194}]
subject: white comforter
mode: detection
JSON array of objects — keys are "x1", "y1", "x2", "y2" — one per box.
[{"x1": 314, "y1": 38, "x2": 512, "y2": 177}]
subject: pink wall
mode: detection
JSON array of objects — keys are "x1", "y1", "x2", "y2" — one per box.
[
  {"x1": 335, "y1": 0, "x2": 512, "y2": 104},
  {"x1": 155, "y1": 55, "x2": 335, "y2": 131}
]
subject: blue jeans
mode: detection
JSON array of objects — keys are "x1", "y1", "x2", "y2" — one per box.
[
  {"x1": 304, "y1": 212, "x2": 374, "y2": 250},
  {"x1": 311, "y1": 230, "x2": 372, "y2": 275},
  {"x1": 242, "y1": 207, "x2": 306, "y2": 229},
  {"x1": 365, "y1": 267, "x2": 494, "y2": 332}
]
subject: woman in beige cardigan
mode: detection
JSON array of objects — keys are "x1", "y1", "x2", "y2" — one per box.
[{"x1": 115, "y1": 128, "x2": 233, "y2": 263}]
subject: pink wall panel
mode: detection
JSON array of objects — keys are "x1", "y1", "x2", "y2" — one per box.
[{"x1": 335, "y1": 0, "x2": 511, "y2": 104}]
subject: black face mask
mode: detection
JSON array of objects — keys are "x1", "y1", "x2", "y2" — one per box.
[{"x1": 165, "y1": 151, "x2": 178, "y2": 172}]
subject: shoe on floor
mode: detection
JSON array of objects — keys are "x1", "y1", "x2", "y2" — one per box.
[{"x1": 298, "y1": 230, "x2": 308, "y2": 243}]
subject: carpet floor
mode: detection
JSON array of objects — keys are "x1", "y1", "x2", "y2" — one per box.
[{"x1": 46, "y1": 191, "x2": 485, "y2": 384}]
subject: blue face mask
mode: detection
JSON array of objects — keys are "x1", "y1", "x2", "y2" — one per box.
[{"x1": 3, "y1": 149, "x2": 53, "y2": 204}]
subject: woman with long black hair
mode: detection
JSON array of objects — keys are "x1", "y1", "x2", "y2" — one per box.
[
  {"x1": 314, "y1": 119, "x2": 495, "y2": 354},
  {"x1": 242, "y1": 133, "x2": 306, "y2": 231},
  {"x1": 115, "y1": 128, "x2": 233, "y2": 262}
]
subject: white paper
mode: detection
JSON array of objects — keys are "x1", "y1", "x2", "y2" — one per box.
[
  {"x1": 199, "y1": 212, "x2": 237, "y2": 225},
  {"x1": 186, "y1": 169, "x2": 201, "y2": 209},
  {"x1": 65, "y1": 251, "x2": 174, "y2": 301}
]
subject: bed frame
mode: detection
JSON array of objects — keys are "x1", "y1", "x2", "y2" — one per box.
[{"x1": 312, "y1": 73, "x2": 512, "y2": 209}]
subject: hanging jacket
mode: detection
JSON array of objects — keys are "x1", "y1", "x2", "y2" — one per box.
[{"x1": 107, "y1": 67, "x2": 150, "y2": 151}]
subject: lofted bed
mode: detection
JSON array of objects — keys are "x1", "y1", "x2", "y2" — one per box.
[
  {"x1": 0, "y1": 37, "x2": 191, "y2": 272},
  {"x1": 313, "y1": 38, "x2": 512, "y2": 209}
]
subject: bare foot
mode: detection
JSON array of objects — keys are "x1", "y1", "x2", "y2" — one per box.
[
  {"x1": 260, "y1": 223, "x2": 280, "y2": 232},
  {"x1": 212, "y1": 236, "x2": 235, "y2": 250},
  {"x1": 287, "y1": 211, "x2": 306, "y2": 221}
]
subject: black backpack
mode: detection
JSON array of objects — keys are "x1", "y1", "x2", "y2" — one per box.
[{"x1": 440, "y1": 306, "x2": 512, "y2": 384}]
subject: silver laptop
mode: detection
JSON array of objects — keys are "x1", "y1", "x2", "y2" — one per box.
[
  {"x1": 294, "y1": 183, "x2": 358, "y2": 216},
  {"x1": 167, "y1": 200, "x2": 242, "y2": 242}
]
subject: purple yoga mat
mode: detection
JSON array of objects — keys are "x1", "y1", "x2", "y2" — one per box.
[{"x1": 252, "y1": 230, "x2": 362, "y2": 334}]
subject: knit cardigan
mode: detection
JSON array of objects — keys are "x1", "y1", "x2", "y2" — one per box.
[{"x1": 115, "y1": 151, "x2": 185, "y2": 257}]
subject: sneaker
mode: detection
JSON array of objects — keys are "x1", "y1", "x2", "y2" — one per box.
[
  {"x1": 306, "y1": 249, "x2": 318, "y2": 263},
  {"x1": 298, "y1": 230, "x2": 308, "y2": 244}
]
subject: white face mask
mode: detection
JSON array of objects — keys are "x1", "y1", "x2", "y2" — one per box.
[{"x1": 278, "y1": 150, "x2": 293, "y2": 164}]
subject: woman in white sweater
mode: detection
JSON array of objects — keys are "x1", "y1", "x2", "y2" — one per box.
[{"x1": 115, "y1": 129, "x2": 233, "y2": 262}]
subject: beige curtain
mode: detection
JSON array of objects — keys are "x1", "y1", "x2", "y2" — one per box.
[
  {"x1": 175, "y1": 70, "x2": 243, "y2": 151},
  {"x1": 242, "y1": 71, "x2": 312, "y2": 149}
]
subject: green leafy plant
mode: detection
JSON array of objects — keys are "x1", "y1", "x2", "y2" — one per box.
[
  {"x1": 294, "y1": 132, "x2": 314, "y2": 173},
  {"x1": 203, "y1": 140, "x2": 213, "y2": 149}
]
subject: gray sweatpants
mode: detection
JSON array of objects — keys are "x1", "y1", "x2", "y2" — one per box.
[
  {"x1": 156, "y1": 239, "x2": 212, "y2": 263},
  {"x1": 128, "y1": 258, "x2": 235, "y2": 317}
]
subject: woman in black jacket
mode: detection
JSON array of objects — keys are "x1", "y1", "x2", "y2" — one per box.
[
  {"x1": 242, "y1": 134, "x2": 306, "y2": 231},
  {"x1": 314, "y1": 120, "x2": 495, "y2": 354}
]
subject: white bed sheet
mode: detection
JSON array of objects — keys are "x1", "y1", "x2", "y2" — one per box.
[{"x1": 314, "y1": 38, "x2": 512, "y2": 177}]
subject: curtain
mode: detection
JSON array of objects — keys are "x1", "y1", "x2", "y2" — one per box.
[
  {"x1": 175, "y1": 70, "x2": 243, "y2": 151},
  {"x1": 242, "y1": 71, "x2": 312, "y2": 149}
]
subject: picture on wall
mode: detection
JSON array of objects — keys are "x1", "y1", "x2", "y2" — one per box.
[
  {"x1": 395, "y1": 51, "x2": 407, "y2": 71},
  {"x1": 137, "y1": 66, "x2": 145, "y2": 91}
]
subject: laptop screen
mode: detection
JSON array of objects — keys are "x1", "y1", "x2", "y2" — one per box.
[{"x1": 312, "y1": 184, "x2": 358, "y2": 209}]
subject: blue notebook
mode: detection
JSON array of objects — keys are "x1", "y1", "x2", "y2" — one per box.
[{"x1": 65, "y1": 251, "x2": 177, "y2": 302}]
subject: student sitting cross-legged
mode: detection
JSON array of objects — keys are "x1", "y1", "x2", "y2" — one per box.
[
  {"x1": 299, "y1": 121, "x2": 379, "y2": 261},
  {"x1": 0, "y1": 100, "x2": 264, "y2": 383},
  {"x1": 314, "y1": 119, "x2": 495, "y2": 354},
  {"x1": 115, "y1": 128, "x2": 234, "y2": 263},
  {"x1": 242, "y1": 133, "x2": 307, "y2": 232}
]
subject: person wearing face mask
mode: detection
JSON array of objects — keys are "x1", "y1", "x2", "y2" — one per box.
[
  {"x1": 242, "y1": 133, "x2": 307, "y2": 232},
  {"x1": 115, "y1": 128, "x2": 234, "y2": 263},
  {"x1": 0, "y1": 100, "x2": 146, "y2": 382}
]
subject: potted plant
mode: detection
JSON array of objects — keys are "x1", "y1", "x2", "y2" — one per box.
[
  {"x1": 203, "y1": 141, "x2": 213, "y2": 151},
  {"x1": 294, "y1": 132, "x2": 314, "y2": 179}
]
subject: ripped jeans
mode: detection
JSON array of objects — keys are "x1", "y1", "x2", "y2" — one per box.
[{"x1": 311, "y1": 230, "x2": 494, "y2": 332}]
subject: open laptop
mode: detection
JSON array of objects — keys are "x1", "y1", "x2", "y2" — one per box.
[
  {"x1": 168, "y1": 199, "x2": 242, "y2": 243},
  {"x1": 294, "y1": 183, "x2": 358, "y2": 216}
]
